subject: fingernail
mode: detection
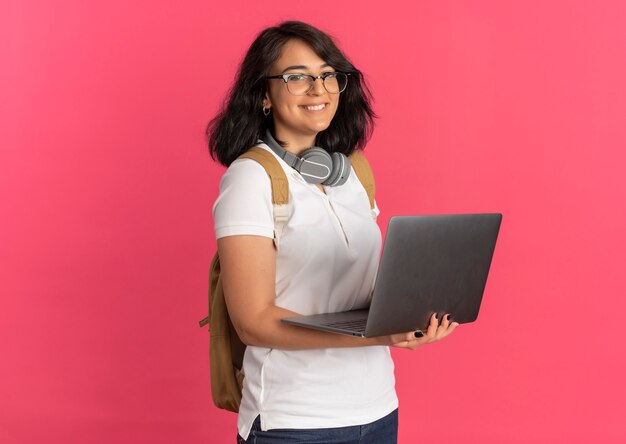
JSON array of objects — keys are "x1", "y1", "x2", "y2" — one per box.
[
  {"x1": 446, "y1": 314, "x2": 452, "y2": 322},
  {"x1": 434, "y1": 313, "x2": 438, "y2": 320},
  {"x1": 414, "y1": 331, "x2": 423, "y2": 338}
]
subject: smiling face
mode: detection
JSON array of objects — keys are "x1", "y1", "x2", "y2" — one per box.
[{"x1": 263, "y1": 39, "x2": 340, "y2": 151}]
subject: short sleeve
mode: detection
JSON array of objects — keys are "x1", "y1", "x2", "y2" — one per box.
[
  {"x1": 212, "y1": 158, "x2": 275, "y2": 239},
  {"x1": 372, "y1": 199, "x2": 380, "y2": 218}
]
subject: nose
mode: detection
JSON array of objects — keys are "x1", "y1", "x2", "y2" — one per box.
[{"x1": 308, "y1": 76, "x2": 326, "y2": 96}]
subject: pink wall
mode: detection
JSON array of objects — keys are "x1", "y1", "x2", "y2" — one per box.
[{"x1": 2, "y1": 1, "x2": 624, "y2": 442}]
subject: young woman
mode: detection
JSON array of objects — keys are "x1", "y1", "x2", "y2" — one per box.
[{"x1": 206, "y1": 20, "x2": 459, "y2": 444}]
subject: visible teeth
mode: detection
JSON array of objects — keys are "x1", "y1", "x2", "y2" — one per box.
[{"x1": 304, "y1": 104, "x2": 325, "y2": 111}]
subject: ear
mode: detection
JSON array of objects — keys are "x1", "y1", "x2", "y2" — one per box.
[{"x1": 263, "y1": 92, "x2": 272, "y2": 108}]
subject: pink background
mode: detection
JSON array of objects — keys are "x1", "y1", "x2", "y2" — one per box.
[{"x1": 2, "y1": 0, "x2": 625, "y2": 442}]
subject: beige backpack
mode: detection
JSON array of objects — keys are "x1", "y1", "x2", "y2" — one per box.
[{"x1": 199, "y1": 146, "x2": 376, "y2": 413}]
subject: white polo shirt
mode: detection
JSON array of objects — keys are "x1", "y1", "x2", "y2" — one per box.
[{"x1": 212, "y1": 141, "x2": 398, "y2": 441}]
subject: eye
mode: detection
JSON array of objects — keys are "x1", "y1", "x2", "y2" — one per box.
[
  {"x1": 323, "y1": 72, "x2": 338, "y2": 78},
  {"x1": 288, "y1": 74, "x2": 308, "y2": 82}
]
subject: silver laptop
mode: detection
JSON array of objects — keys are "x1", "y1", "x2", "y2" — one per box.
[{"x1": 281, "y1": 213, "x2": 502, "y2": 337}]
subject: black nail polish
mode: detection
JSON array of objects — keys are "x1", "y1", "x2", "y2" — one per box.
[
  {"x1": 414, "y1": 331, "x2": 423, "y2": 338},
  {"x1": 446, "y1": 314, "x2": 452, "y2": 322},
  {"x1": 434, "y1": 313, "x2": 438, "y2": 320}
]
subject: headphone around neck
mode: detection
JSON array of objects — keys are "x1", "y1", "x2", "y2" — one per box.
[{"x1": 262, "y1": 129, "x2": 351, "y2": 186}]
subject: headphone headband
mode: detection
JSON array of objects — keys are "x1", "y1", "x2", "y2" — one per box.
[{"x1": 261, "y1": 129, "x2": 350, "y2": 187}]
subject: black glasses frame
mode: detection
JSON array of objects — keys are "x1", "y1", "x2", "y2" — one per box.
[{"x1": 265, "y1": 72, "x2": 351, "y2": 95}]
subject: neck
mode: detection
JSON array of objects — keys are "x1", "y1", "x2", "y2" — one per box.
[{"x1": 274, "y1": 129, "x2": 317, "y2": 156}]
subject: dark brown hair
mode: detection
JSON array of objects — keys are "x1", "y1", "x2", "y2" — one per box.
[{"x1": 206, "y1": 20, "x2": 377, "y2": 167}]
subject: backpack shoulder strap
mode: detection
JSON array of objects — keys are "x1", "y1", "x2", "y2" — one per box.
[
  {"x1": 238, "y1": 147, "x2": 289, "y2": 205},
  {"x1": 348, "y1": 150, "x2": 376, "y2": 209},
  {"x1": 237, "y1": 146, "x2": 290, "y2": 249}
]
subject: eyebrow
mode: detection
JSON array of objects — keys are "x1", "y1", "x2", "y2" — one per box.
[{"x1": 281, "y1": 63, "x2": 332, "y2": 73}]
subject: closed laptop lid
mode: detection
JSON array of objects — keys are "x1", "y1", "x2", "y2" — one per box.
[{"x1": 364, "y1": 213, "x2": 502, "y2": 337}]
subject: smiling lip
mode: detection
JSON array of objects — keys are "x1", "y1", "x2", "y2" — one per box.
[{"x1": 299, "y1": 103, "x2": 329, "y2": 112}]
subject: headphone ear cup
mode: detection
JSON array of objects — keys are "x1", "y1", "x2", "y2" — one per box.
[
  {"x1": 298, "y1": 147, "x2": 333, "y2": 184},
  {"x1": 323, "y1": 152, "x2": 351, "y2": 186}
]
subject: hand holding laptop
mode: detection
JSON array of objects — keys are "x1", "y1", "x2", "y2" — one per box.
[{"x1": 371, "y1": 312, "x2": 460, "y2": 350}]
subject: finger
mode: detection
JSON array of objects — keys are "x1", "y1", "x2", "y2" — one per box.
[
  {"x1": 390, "y1": 329, "x2": 427, "y2": 346},
  {"x1": 394, "y1": 331, "x2": 423, "y2": 344},
  {"x1": 435, "y1": 313, "x2": 452, "y2": 340},
  {"x1": 404, "y1": 331, "x2": 418, "y2": 342},
  {"x1": 390, "y1": 337, "x2": 415, "y2": 348},
  {"x1": 439, "y1": 312, "x2": 451, "y2": 330},
  {"x1": 410, "y1": 330, "x2": 424, "y2": 341},
  {"x1": 424, "y1": 313, "x2": 439, "y2": 342},
  {"x1": 393, "y1": 337, "x2": 426, "y2": 350},
  {"x1": 440, "y1": 319, "x2": 460, "y2": 339},
  {"x1": 447, "y1": 321, "x2": 460, "y2": 333},
  {"x1": 444, "y1": 313, "x2": 460, "y2": 332}
]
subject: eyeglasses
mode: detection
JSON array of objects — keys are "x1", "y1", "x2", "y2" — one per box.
[{"x1": 265, "y1": 72, "x2": 350, "y2": 96}]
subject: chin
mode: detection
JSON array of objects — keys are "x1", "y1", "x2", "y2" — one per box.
[{"x1": 312, "y1": 120, "x2": 332, "y2": 132}]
